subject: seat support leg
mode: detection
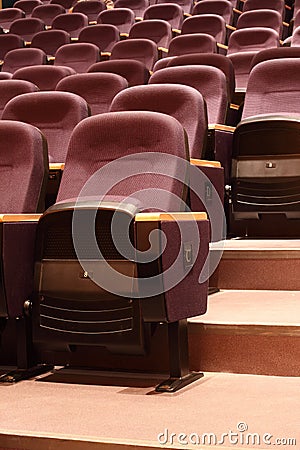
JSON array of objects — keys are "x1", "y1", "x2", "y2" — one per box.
[{"x1": 155, "y1": 319, "x2": 203, "y2": 393}]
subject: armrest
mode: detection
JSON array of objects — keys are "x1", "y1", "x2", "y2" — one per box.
[
  {"x1": 49, "y1": 163, "x2": 65, "y2": 171},
  {"x1": 208, "y1": 124, "x2": 236, "y2": 132},
  {"x1": 233, "y1": 7, "x2": 242, "y2": 14},
  {"x1": 217, "y1": 42, "x2": 228, "y2": 51},
  {"x1": 190, "y1": 158, "x2": 221, "y2": 168},
  {"x1": 172, "y1": 28, "x2": 181, "y2": 34},
  {"x1": 0, "y1": 214, "x2": 41, "y2": 223},
  {"x1": 158, "y1": 46, "x2": 168, "y2": 54},
  {"x1": 135, "y1": 212, "x2": 207, "y2": 222},
  {"x1": 226, "y1": 24, "x2": 236, "y2": 31},
  {"x1": 101, "y1": 51, "x2": 111, "y2": 57}
]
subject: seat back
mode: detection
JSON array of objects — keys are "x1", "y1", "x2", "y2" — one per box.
[
  {"x1": 143, "y1": 3, "x2": 184, "y2": 31},
  {"x1": 192, "y1": 0, "x2": 233, "y2": 25},
  {"x1": 72, "y1": 1, "x2": 106, "y2": 23},
  {"x1": 31, "y1": 29, "x2": 71, "y2": 56},
  {"x1": 250, "y1": 47, "x2": 300, "y2": 70},
  {"x1": 0, "y1": 34, "x2": 24, "y2": 61},
  {"x1": 0, "y1": 120, "x2": 48, "y2": 213},
  {"x1": 2, "y1": 91, "x2": 90, "y2": 163},
  {"x1": 167, "y1": 53, "x2": 235, "y2": 101},
  {"x1": 168, "y1": 33, "x2": 217, "y2": 57},
  {"x1": 237, "y1": 9, "x2": 283, "y2": 37},
  {"x1": 110, "y1": 83, "x2": 207, "y2": 159},
  {"x1": 54, "y1": 42, "x2": 100, "y2": 73},
  {"x1": 181, "y1": 14, "x2": 226, "y2": 44},
  {"x1": 114, "y1": 0, "x2": 149, "y2": 19},
  {"x1": 150, "y1": 65, "x2": 228, "y2": 124},
  {"x1": 2, "y1": 48, "x2": 47, "y2": 73},
  {"x1": 12, "y1": 65, "x2": 76, "y2": 90},
  {"x1": 97, "y1": 8, "x2": 135, "y2": 35},
  {"x1": 9, "y1": 17, "x2": 45, "y2": 42},
  {"x1": 156, "y1": 0, "x2": 193, "y2": 14},
  {"x1": 227, "y1": 27, "x2": 280, "y2": 54},
  {"x1": 79, "y1": 24, "x2": 120, "y2": 52},
  {"x1": 31, "y1": 3, "x2": 65, "y2": 27},
  {"x1": 242, "y1": 58, "x2": 300, "y2": 119},
  {"x1": 0, "y1": 8, "x2": 25, "y2": 30},
  {"x1": 52, "y1": 12, "x2": 89, "y2": 38},
  {"x1": 0, "y1": 79, "x2": 39, "y2": 118},
  {"x1": 50, "y1": 0, "x2": 77, "y2": 10},
  {"x1": 110, "y1": 38, "x2": 158, "y2": 71},
  {"x1": 56, "y1": 72, "x2": 128, "y2": 114},
  {"x1": 88, "y1": 59, "x2": 150, "y2": 86},
  {"x1": 291, "y1": 26, "x2": 300, "y2": 46},
  {"x1": 13, "y1": 0, "x2": 43, "y2": 16},
  {"x1": 57, "y1": 111, "x2": 189, "y2": 208},
  {"x1": 243, "y1": 0, "x2": 285, "y2": 17},
  {"x1": 128, "y1": 19, "x2": 172, "y2": 49}
]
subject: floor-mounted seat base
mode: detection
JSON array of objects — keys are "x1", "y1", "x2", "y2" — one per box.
[
  {"x1": 0, "y1": 363, "x2": 53, "y2": 384},
  {"x1": 155, "y1": 371, "x2": 204, "y2": 393}
]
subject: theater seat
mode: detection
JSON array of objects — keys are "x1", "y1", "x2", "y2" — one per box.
[
  {"x1": 18, "y1": 111, "x2": 211, "y2": 392},
  {"x1": 230, "y1": 58, "x2": 300, "y2": 237},
  {"x1": 0, "y1": 120, "x2": 48, "y2": 372}
]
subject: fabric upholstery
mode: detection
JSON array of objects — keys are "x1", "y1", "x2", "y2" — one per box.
[
  {"x1": 0, "y1": 34, "x2": 24, "y2": 60},
  {"x1": 9, "y1": 17, "x2": 45, "y2": 42},
  {"x1": 0, "y1": 120, "x2": 47, "y2": 212},
  {"x1": 31, "y1": 4, "x2": 65, "y2": 27},
  {"x1": 13, "y1": 0, "x2": 43, "y2": 16},
  {"x1": 182, "y1": 14, "x2": 226, "y2": 44},
  {"x1": 12, "y1": 65, "x2": 76, "y2": 91},
  {"x1": 0, "y1": 79, "x2": 38, "y2": 118},
  {"x1": 114, "y1": 0, "x2": 149, "y2": 18},
  {"x1": 0, "y1": 8, "x2": 25, "y2": 30},
  {"x1": 2, "y1": 48, "x2": 47, "y2": 74},
  {"x1": 168, "y1": 33, "x2": 217, "y2": 57},
  {"x1": 150, "y1": 65, "x2": 228, "y2": 124},
  {"x1": 88, "y1": 59, "x2": 150, "y2": 86},
  {"x1": 143, "y1": 3, "x2": 184, "y2": 30},
  {"x1": 56, "y1": 72, "x2": 128, "y2": 115},
  {"x1": 52, "y1": 12, "x2": 88, "y2": 38},
  {"x1": 110, "y1": 83, "x2": 208, "y2": 159},
  {"x1": 73, "y1": 1, "x2": 106, "y2": 23},
  {"x1": 192, "y1": 0, "x2": 233, "y2": 25},
  {"x1": 128, "y1": 19, "x2": 172, "y2": 49},
  {"x1": 31, "y1": 29, "x2": 70, "y2": 56},
  {"x1": 237, "y1": 9, "x2": 283, "y2": 38},
  {"x1": 2, "y1": 91, "x2": 89, "y2": 163},
  {"x1": 97, "y1": 8, "x2": 135, "y2": 34},
  {"x1": 79, "y1": 24, "x2": 119, "y2": 52},
  {"x1": 242, "y1": 58, "x2": 300, "y2": 119},
  {"x1": 57, "y1": 111, "x2": 189, "y2": 212},
  {"x1": 110, "y1": 38, "x2": 158, "y2": 70},
  {"x1": 167, "y1": 53, "x2": 235, "y2": 101},
  {"x1": 54, "y1": 42, "x2": 100, "y2": 73}
]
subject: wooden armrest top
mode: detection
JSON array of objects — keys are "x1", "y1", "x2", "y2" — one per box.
[
  {"x1": 135, "y1": 212, "x2": 207, "y2": 222},
  {"x1": 49, "y1": 163, "x2": 65, "y2": 171},
  {"x1": 226, "y1": 24, "x2": 236, "y2": 31},
  {"x1": 230, "y1": 103, "x2": 240, "y2": 110},
  {"x1": 208, "y1": 124, "x2": 236, "y2": 132},
  {"x1": 191, "y1": 158, "x2": 222, "y2": 168},
  {"x1": 233, "y1": 8, "x2": 242, "y2": 14},
  {"x1": 0, "y1": 214, "x2": 42, "y2": 223},
  {"x1": 217, "y1": 42, "x2": 228, "y2": 50},
  {"x1": 158, "y1": 46, "x2": 168, "y2": 53}
]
